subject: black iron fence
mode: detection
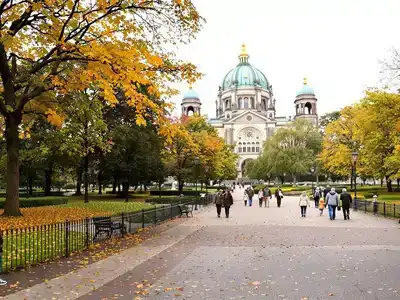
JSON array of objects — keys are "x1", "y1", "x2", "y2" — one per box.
[
  {"x1": 0, "y1": 194, "x2": 215, "y2": 273},
  {"x1": 353, "y1": 199, "x2": 399, "y2": 219}
]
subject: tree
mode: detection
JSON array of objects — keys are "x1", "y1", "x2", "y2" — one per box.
[
  {"x1": 163, "y1": 115, "x2": 237, "y2": 193},
  {"x1": 319, "y1": 111, "x2": 341, "y2": 133},
  {"x1": 0, "y1": 0, "x2": 203, "y2": 215},
  {"x1": 249, "y1": 119, "x2": 322, "y2": 183}
]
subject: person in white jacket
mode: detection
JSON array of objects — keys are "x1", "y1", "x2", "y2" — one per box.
[{"x1": 298, "y1": 191, "x2": 310, "y2": 217}]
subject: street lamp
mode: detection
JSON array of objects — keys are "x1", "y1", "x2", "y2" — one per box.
[
  {"x1": 310, "y1": 166, "x2": 315, "y2": 193},
  {"x1": 352, "y1": 152, "x2": 359, "y2": 210},
  {"x1": 194, "y1": 156, "x2": 200, "y2": 210}
]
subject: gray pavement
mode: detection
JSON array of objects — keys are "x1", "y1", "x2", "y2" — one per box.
[{"x1": 3, "y1": 187, "x2": 400, "y2": 300}]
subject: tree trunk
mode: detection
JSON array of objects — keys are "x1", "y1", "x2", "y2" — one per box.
[
  {"x1": 98, "y1": 169, "x2": 102, "y2": 195},
  {"x1": 386, "y1": 176, "x2": 393, "y2": 192},
  {"x1": 350, "y1": 175, "x2": 353, "y2": 190},
  {"x1": 397, "y1": 178, "x2": 399, "y2": 188},
  {"x1": 292, "y1": 174, "x2": 296, "y2": 185},
  {"x1": 28, "y1": 176, "x2": 33, "y2": 196},
  {"x1": 124, "y1": 181, "x2": 129, "y2": 202},
  {"x1": 112, "y1": 178, "x2": 117, "y2": 194},
  {"x1": 3, "y1": 112, "x2": 22, "y2": 216},
  {"x1": 117, "y1": 180, "x2": 121, "y2": 193},
  {"x1": 84, "y1": 153, "x2": 89, "y2": 203},
  {"x1": 44, "y1": 164, "x2": 53, "y2": 196},
  {"x1": 178, "y1": 179, "x2": 184, "y2": 194},
  {"x1": 380, "y1": 178, "x2": 383, "y2": 187},
  {"x1": 75, "y1": 166, "x2": 83, "y2": 196}
]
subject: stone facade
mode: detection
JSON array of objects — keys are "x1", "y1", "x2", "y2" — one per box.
[{"x1": 181, "y1": 45, "x2": 318, "y2": 178}]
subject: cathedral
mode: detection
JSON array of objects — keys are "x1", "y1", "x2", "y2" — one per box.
[{"x1": 180, "y1": 45, "x2": 319, "y2": 178}]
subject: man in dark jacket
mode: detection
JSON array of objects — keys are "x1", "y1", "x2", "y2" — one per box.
[
  {"x1": 275, "y1": 187, "x2": 283, "y2": 208},
  {"x1": 323, "y1": 185, "x2": 331, "y2": 200},
  {"x1": 340, "y1": 188, "x2": 352, "y2": 220},
  {"x1": 223, "y1": 189, "x2": 234, "y2": 218},
  {"x1": 214, "y1": 190, "x2": 223, "y2": 218}
]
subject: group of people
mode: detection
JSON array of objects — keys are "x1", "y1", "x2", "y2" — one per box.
[
  {"x1": 214, "y1": 189, "x2": 234, "y2": 218},
  {"x1": 242, "y1": 186, "x2": 284, "y2": 208},
  {"x1": 299, "y1": 186, "x2": 353, "y2": 220}
]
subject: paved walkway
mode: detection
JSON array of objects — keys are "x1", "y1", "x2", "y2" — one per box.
[{"x1": 2, "y1": 187, "x2": 400, "y2": 300}]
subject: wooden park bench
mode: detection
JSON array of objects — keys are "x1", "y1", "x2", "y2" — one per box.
[
  {"x1": 178, "y1": 204, "x2": 193, "y2": 218},
  {"x1": 93, "y1": 216, "x2": 126, "y2": 240}
]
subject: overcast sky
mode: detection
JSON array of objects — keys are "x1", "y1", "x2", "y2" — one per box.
[{"x1": 170, "y1": 0, "x2": 400, "y2": 118}]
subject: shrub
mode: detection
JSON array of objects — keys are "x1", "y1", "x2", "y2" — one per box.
[
  {"x1": 145, "y1": 196, "x2": 196, "y2": 204},
  {"x1": 149, "y1": 190, "x2": 200, "y2": 196},
  {"x1": 0, "y1": 197, "x2": 68, "y2": 209}
]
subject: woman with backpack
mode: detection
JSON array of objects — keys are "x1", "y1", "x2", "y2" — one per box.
[{"x1": 313, "y1": 187, "x2": 321, "y2": 208}]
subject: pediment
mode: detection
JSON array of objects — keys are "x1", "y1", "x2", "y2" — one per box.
[{"x1": 229, "y1": 111, "x2": 269, "y2": 124}]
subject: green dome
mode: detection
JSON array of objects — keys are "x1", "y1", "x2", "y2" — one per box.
[
  {"x1": 221, "y1": 62, "x2": 270, "y2": 91},
  {"x1": 183, "y1": 87, "x2": 199, "y2": 99},
  {"x1": 296, "y1": 85, "x2": 314, "y2": 96}
]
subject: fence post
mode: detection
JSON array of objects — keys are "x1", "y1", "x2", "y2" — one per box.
[
  {"x1": 384, "y1": 202, "x2": 386, "y2": 217},
  {"x1": 364, "y1": 200, "x2": 367, "y2": 213},
  {"x1": 65, "y1": 220, "x2": 70, "y2": 258},
  {"x1": 85, "y1": 218, "x2": 89, "y2": 249},
  {"x1": 154, "y1": 205, "x2": 157, "y2": 224},
  {"x1": 170, "y1": 203, "x2": 173, "y2": 219},
  {"x1": 394, "y1": 203, "x2": 396, "y2": 218},
  {"x1": 142, "y1": 209, "x2": 145, "y2": 229},
  {"x1": 121, "y1": 213, "x2": 125, "y2": 236},
  {"x1": 353, "y1": 198, "x2": 358, "y2": 211}
]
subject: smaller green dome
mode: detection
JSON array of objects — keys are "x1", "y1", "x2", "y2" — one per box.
[
  {"x1": 183, "y1": 87, "x2": 199, "y2": 99},
  {"x1": 296, "y1": 78, "x2": 314, "y2": 96}
]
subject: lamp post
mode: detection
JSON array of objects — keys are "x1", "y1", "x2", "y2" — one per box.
[
  {"x1": 352, "y1": 152, "x2": 359, "y2": 210},
  {"x1": 194, "y1": 156, "x2": 200, "y2": 211},
  {"x1": 310, "y1": 166, "x2": 315, "y2": 194}
]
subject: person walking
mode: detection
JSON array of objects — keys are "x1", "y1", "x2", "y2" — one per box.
[
  {"x1": 258, "y1": 189, "x2": 263, "y2": 207},
  {"x1": 247, "y1": 186, "x2": 254, "y2": 206},
  {"x1": 340, "y1": 188, "x2": 352, "y2": 220},
  {"x1": 325, "y1": 187, "x2": 339, "y2": 220},
  {"x1": 313, "y1": 187, "x2": 321, "y2": 208},
  {"x1": 298, "y1": 191, "x2": 310, "y2": 217},
  {"x1": 214, "y1": 190, "x2": 223, "y2": 218},
  {"x1": 223, "y1": 189, "x2": 234, "y2": 218},
  {"x1": 275, "y1": 187, "x2": 283, "y2": 208},
  {"x1": 243, "y1": 189, "x2": 249, "y2": 206},
  {"x1": 372, "y1": 194, "x2": 378, "y2": 215},
  {"x1": 263, "y1": 186, "x2": 272, "y2": 207},
  {"x1": 323, "y1": 185, "x2": 331, "y2": 200},
  {"x1": 318, "y1": 196, "x2": 325, "y2": 216}
]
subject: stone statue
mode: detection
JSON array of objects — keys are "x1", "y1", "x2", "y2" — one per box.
[{"x1": 171, "y1": 181, "x2": 177, "y2": 190}]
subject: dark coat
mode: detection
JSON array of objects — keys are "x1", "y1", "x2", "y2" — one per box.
[
  {"x1": 223, "y1": 192, "x2": 234, "y2": 207},
  {"x1": 340, "y1": 192, "x2": 352, "y2": 208},
  {"x1": 323, "y1": 188, "x2": 331, "y2": 198},
  {"x1": 275, "y1": 188, "x2": 283, "y2": 199}
]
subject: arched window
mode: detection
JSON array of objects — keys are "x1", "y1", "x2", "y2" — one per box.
[
  {"x1": 247, "y1": 146, "x2": 251, "y2": 152},
  {"x1": 252, "y1": 147, "x2": 255, "y2": 152},
  {"x1": 305, "y1": 102, "x2": 312, "y2": 114},
  {"x1": 225, "y1": 99, "x2": 230, "y2": 110},
  {"x1": 243, "y1": 147, "x2": 246, "y2": 153},
  {"x1": 243, "y1": 97, "x2": 249, "y2": 109},
  {"x1": 256, "y1": 147, "x2": 260, "y2": 152},
  {"x1": 238, "y1": 97, "x2": 242, "y2": 109},
  {"x1": 187, "y1": 106, "x2": 194, "y2": 116},
  {"x1": 262, "y1": 98, "x2": 267, "y2": 109},
  {"x1": 238, "y1": 147, "x2": 242, "y2": 153}
]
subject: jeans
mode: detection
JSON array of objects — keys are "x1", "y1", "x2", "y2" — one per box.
[
  {"x1": 216, "y1": 204, "x2": 222, "y2": 217},
  {"x1": 342, "y1": 207, "x2": 350, "y2": 219},
  {"x1": 277, "y1": 197, "x2": 282, "y2": 207},
  {"x1": 249, "y1": 198, "x2": 253, "y2": 206},
  {"x1": 300, "y1": 206, "x2": 307, "y2": 216},
  {"x1": 328, "y1": 205, "x2": 337, "y2": 220},
  {"x1": 225, "y1": 206, "x2": 230, "y2": 218},
  {"x1": 314, "y1": 198, "x2": 319, "y2": 207},
  {"x1": 259, "y1": 198, "x2": 263, "y2": 207}
]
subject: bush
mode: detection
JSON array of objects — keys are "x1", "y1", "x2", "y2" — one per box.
[
  {"x1": 0, "y1": 191, "x2": 64, "y2": 198},
  {"x1": 149, "y1": 190, "x2": 201, "y2": 196},
  {"x1": 0, "y1": 197, "x2": 68, "y2": 209},
  {"x1": 145, "y1": 196, "x2": 196, "y2": 204}
]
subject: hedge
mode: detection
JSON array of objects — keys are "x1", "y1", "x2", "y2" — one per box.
[
  {"x1": 149, "y1": 190, "x2": 201, "y2": 196},
  {"x1": 0, "y1": 191, "x2": 64, "y2": 198},
  {"x1": 0, "y1": 198, "x2": 68, "y2": 208},
  {"x1": 145, "y1": 196, "x2": 196, "y2": 204}
]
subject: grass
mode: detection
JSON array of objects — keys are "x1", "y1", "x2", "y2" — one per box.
[
  {"x1": 62, "y1": 201, "x2": 152, "y2": 214},
  {"x1": 1, "y1": 228, "x2": 85, "y2": 272}
]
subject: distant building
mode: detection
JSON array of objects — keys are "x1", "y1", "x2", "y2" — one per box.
[{"x1": 180, "y1": 44, "x2": 319, "y2": 178}]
